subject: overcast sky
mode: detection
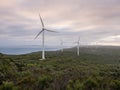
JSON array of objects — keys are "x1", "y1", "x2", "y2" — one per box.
[{"x1": 0, "y1": 0, "x2": 120, "y2": 47}]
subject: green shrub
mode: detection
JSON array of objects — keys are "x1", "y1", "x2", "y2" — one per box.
[
  {"x1": 17, "y1": 76, "x2": 35, "y2": 85},
  {"x1": 0, "y1": 53, "x2": 3, "y2": 58},
  {"x1": 110, "y1": 80, "x2": 120, "y2": 90},
  {"x1": 67, "y1": 80, "x2": 83, "y2": 90},
  {"x1": 83, "y1": 78, "x2": 98, "y2": 90},
  {"x1": 67, "y1": 80, "x2": 74, "y2": 90},
  {"x1": 0, "y1": 72, "x2": 5, "y2": 84},
  {"x1": 36, "y1": 75, "x2": 53, "y2": 90},
  {"x1": 0, "y1": 81, "x2": 18, "y2": 90},
  {"x1": 74, "y1": 80, "x2": 83, "y2": 90}
]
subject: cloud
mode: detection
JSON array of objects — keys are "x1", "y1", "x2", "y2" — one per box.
[{"x1": 0, "y1": 0, "x2": 120, "y2": 46}]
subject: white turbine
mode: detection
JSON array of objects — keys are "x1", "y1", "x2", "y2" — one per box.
[
  {"x1": 35, "y1": 14, "x2": 57, "y2": 60},
  {"x1": 60, "y1": 40, "x2": 73, "y2": 53},
  {"x1": 60, "y1": 39, "x2": 64, "y2": 52},
  {"x1": 74, "y1": 37, "x2": 80, "y2": 56}
]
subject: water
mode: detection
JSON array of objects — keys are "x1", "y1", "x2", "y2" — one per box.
[{"x1": 0, "y1": 45, "x2": 59, "y2": 55}]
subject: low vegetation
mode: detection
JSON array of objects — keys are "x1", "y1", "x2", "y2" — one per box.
[{"x1": 0, "y1": 46, "x2": 120, "y2": 90}]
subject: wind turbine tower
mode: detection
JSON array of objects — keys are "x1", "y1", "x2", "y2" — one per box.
[
  {"x1": 35, "y1": 14, "x2": 57, "y2": 60},
  {"x1": 75, "y1": 36, "x2": 80, "y2": 56},
  {"x1": 77, "y1": 37, "x2": 80, "y2": 56},
  {"x1": 60, "y1": 39, "x2": 64, "y2": 52}
]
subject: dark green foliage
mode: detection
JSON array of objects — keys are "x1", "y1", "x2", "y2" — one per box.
[
  {"x1": 67, "y1": 80, "x2": 74, "y2": 90},
  {"x1": 74, "y1": 80, "x2": 83, "y2": 90},
  {"x1": 0, "y1": 54, "x2": 17, "y2": 84},
  {"x1": 110, "y1": 80, "x2": 120, "y2": 90},
  {"x1": 0, "y1": 46, "x2": 120, "y2": 90},
  {"x1": 83, "y1": 78, "x2": 98, "y2": 90},
  {"x1": 67, "y1": 80, "x2": 83, "y2": 90},
  {"x1": 36, "y1": 75, "x2": 53, "y2": 90},
  {"x1": 0, "y1": 81, "x2": 18, "y2": 90}
]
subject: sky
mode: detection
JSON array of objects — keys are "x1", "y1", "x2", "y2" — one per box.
[{"x1": 0, "y1": 0, "x2": 120, "y2": 47}]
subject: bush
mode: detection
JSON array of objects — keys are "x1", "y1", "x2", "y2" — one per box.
[
  {"x1": 110, "y1": 80, "x2": 120, "y2": 90},
  {"x1": 17, "y1": 75, "x2": 35, "y2": 85},
  {"x1": 83, "y1": 78, "x2": 98, "y2": 90},
  {"x1": 0, "y1": 81, "x2": 18, "y2": 90},
  {"x1": 0, "y1": 53, "x2": 3, "y2": 58},
  {"x1": 66, "y1": 80, "x2": 74, "y2": 90},
  {"x1": 0, "y1": 72, "x2": 5, "y2": 85},
  {"x1": 66, "y1": 80, "x2": 83, "y2": 90},
  {"x1": 36, "y1": 75, "x2": 53, "y2": 90},
  {"x1": 74, "y1": 80, "x2": 83, "y2": 90},
  {"x1": 16, "y1": 75, "x2": 36, "y2": 90}
]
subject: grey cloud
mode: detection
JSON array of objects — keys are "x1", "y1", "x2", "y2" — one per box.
[{"x1": 0, "y1": 0, "x2": 120, "y2": 46}]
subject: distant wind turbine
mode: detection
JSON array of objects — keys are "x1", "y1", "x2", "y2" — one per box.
[
  {"x1": 35, "y1": 14, "x2": 57, "y2": 60},
  {"x1": 60, "y1": 39, "x2": 64, "y2": 52},
  {"x1": 60, "y1": 39, "x2": 73, "y2": 53},
  {"x1": 74, "y1": 36, "x2": 80, "y2": 56}
]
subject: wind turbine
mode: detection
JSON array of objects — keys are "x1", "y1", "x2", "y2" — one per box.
[
  {"x1": 60, "y1": 39, "x2": 73, "y2": 53},
  {"x1": 74, "y1": 36, "x2": 80, "y2": 56},
  {"x1": 60, "y1": 39, "x2": 64, "y2": 52},
  {"x1": 35, "y1": 14, "x2": 57, "y2": 60}
]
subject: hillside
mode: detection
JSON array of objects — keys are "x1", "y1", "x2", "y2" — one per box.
[
  {"x1": 0, "y1": 46, "x2": 120, "y2": 90},
  {"x1": 66, "y1": 45, "x2": 120, "y2": 55}
]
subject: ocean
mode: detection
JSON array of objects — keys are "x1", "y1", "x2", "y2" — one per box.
[{"x1": 0, "y1": 45, "x2": 59, "y2": 55}]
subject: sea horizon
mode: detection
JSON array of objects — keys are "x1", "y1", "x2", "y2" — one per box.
[{"x1": 0, "y1": 45, "x2": 60, "y2": 55}]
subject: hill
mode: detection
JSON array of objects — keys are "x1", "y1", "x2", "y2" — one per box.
[
  {"x1": 0, "y1": 46, "x2": 120, "y2": 90},
  {"x1": 66, "y1": 45, "x2": 120, "y2": 55}
]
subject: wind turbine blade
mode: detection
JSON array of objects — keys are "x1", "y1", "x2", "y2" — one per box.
[
  {"x1": 44, "y1": 29, "x2": 58, "y2": 33},
  {"x1": 39, "y1": 14, "x2": 44, "y2": 28},
  {"x1": 34, "y1": 30, "x2": 44, "y2": 39}
]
